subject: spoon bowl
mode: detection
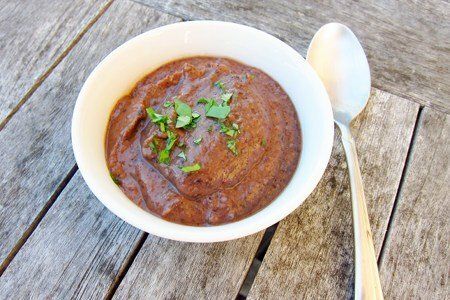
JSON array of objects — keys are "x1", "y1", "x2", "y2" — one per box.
[{"x1": 307, "y1": 23, "x2": 371, "y2": 125}]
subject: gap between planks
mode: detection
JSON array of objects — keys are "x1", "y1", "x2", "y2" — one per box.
[
  {"x1": 0, "y1": 165, "x2": 78, "y2": 276},
  {"x1": 0, "y1": 0, "x2": 114, "y2": 132},
  {"x1": 104, "y1": 232, "x2": 149, "y2": 300},
  {"x1": 377, "y1": 106, "x2": 424, "y2": 265},
  {"x1": 236, "y1": 223, "x2": 279, "y2": 299}
]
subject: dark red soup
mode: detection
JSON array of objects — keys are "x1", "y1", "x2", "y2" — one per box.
[{"x1": 106, "y1": 57, "x2": 301, "y2": 226}]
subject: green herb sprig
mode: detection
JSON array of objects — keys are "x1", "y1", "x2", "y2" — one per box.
[
  {"x1": 180, "y1": 163, "x2": 201, "y2": 173},
  {"x1": 158, "y1": 130, "x2": 177, "y2": 164}
]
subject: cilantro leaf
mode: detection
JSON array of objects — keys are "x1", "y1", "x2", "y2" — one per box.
[
  {"x1": 214, "y1": 80, "x2": 225, "y2": 92},
  {"x1": 227, "y1": 139, "x2": 238, "y2": 155},
  {"x1": 176, "y1": 115, "x2": 191, "y2": 128},
  {"x1": 198, "y1": 98, "x2": 217, "y2": 113},
  {"x1": 163, "y1": 101, "x2": 173, "y2": 107},
  {"x1": 149, "y1": 140, "x2": 158, "y2": 153},
  {"x1": 174, "y1": 98, "x2": 194, "y2": 129},
  {"x1": 158, "y1": 149, "x2": 170, "y2": 164},
  {"x1": 110, "y1": 173, "x2": 120, "y2": 185},
  {"x1": 146, "y1": 107, "x2": 170, "y2": 133},
  {"x1": 221, "y1": 92, "x2": 233, "y2": 105},
  {"x1": 154, "y1": 131, "x2": 177, "y2": 164},
  {"x1": 174, "y1": 98, "x2": 192, "y2": 117},
  {"x1": 193, "y1": 137, "x2": 202, "y2": 145},
  {"x1": 261, "y1": 138, "x2": 267, "y2": 147},
  {"x1": 159, "y1": 122, "x2": 166, "y2": 133},
  {"x1": 219, "y1": 122, "x2": 239, "y2": 137},
  {"x1": 146, "y1": 107, "x2": 168, "y2": 124},
  {"x1": 206, "y1": 105, "x2": 230, "y2": 119},
  {"x1": 177, "y1": 151, "x2": 187, "y2": 160},
  {"x1": 165, "y1": 131, "x2": 177, "y2": 150},
  {"x1": 180, "y1": 163, "x2": 201, "y2": 173},
  {"x1": 197, "y1": 98, "x2": 209, "y2": 104}
]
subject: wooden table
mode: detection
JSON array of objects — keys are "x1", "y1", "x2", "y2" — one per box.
[{"x1": 0, "y1": 1, "x2": 448, "y2": 299}]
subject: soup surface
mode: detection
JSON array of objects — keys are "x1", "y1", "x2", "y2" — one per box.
[{"x1": 106, "y1": 57, "x2": 301, "y2": 225}]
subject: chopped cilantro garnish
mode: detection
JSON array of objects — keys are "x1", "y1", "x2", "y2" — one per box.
[
  {"x1": 180, "y1": 163, "x2": 201, "y2": 173},
  {"x1": 174, "y1": 98, "x2": 193, "y2": 128},
  {"x1": 149, "y1": 140, "x2": 158, "y2": 153},
  {"x1": 221, "y1": 92, "x2": 233, "y2": 105},
  {"x1": 146, "y1": 107, "x2": 168, "y2": 124},
  {"x1": 227, "y1": 139, "x2": 238, "y2": 155},
  {"x1": 165, "y1": 131, "x2": 177, "y2": 150},
  {"x1": 197, "y1": 98, "x2": 209, "y2": 104},
  {"x1": 178, "y1": 141, "x2": 185, "y2": 148},
  {"x1": 219, "y1": 122, "x2": 239, "y2": 138},
  {"x1": 146, "y1": 107, "x2": 170, "y2": 133},
  {"x1": 193, "y1": 137, "x2": 202, "y2": 145},
  {"x1": 176, "y1": 115, "x2": 191, "y2": 128},
  {"x1": 173, "y1": 98, "x2": 200, "y2": 129},
  {"x1": 155, "y1": 131, "x2": 177, "y2": 164},
  {"x1": 261, "y1": 138, "x2": 267, "y2": 147},
  {"x1": 198, "y1": 98, "x2": 217, "y2": 113},
  {"x1": 110, "y1": 173, "x2": 120, "y2": 185},
  {"x1": 158, "y1": 149, "x2": 170, "y2": 164},
  {"x1": 207, "y1": 125, "x2": 213, "y2": 132},
  {"x1": 219, "y1": 123, "x2": 228, "y2": 133},
  {"x1": 177, "y1": 151, "x2": 187, "y2": 160},
  {"x1": 174, "y1": 98, "x2": 192, "y2": 116},
  {"x1": 184, "y1": 111, "x2": 201, "y2": 129},
  {"x1": 159, "y1": 122, "x2": 166, "y2": 133},
  {"x1": 214, "y1": 80, "x2": 225, "y2": 92},
  {"x1": 163, "y1": 101, "x2": 173, "y2": 108},
  {"x1": 206, "y1": 105, "x2": 230, "y2": 119}
]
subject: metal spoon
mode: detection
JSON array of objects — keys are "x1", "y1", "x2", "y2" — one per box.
[{"x1": 307, "y1": 23, "x2": 383, "y2": 299}]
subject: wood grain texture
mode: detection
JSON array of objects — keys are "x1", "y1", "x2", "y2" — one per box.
[
  {"x1": 113, "y1": 232, "x2": 263, "y2": 299},
  {"x1": 0, "y1": 173, "x2": 142, "y2": 299},
  {"x1": 0, "y1": 0, "x2": 179, "y2": 267},
  {"x1": 379, "y1": 109, "x2": 449, "y2": 299},
  {"x1": 247, "y1": 90, "x2": 419, "y2": 299},
  {"x1": 138, "y1": 0, "x2": 450, "y2": 113},
  {"x1": 0, "y1": 0, "x2": 111, "y2": 123}
]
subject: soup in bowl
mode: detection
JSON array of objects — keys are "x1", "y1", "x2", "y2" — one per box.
[{"x1": 72, "y1": 21, "x2": 334, "y2": 242}]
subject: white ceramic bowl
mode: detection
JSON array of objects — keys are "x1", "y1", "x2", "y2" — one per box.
[{"x1": 72, "y1": 21, "x2": 334, "y2": 242}]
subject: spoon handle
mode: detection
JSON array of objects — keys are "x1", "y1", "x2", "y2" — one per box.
[{"x1": 339, "y1": 125, "x2": 383, "y2": 300}]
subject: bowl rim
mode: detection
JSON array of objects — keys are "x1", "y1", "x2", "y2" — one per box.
[{"x1": 72, "y1": 20, "x2": 334, "y2": 242}]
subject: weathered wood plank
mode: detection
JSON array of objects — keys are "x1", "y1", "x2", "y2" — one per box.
[
  {"x1": 247, "y1": 90, "x2": 419, "y2": 299},
  {"x1": 0, "y1": 0, "x2": 180, "y2": 269},
  {"x1": 379, "y1": 108, "x2": 449, "y2": 299},
  {"x1": 138, "y1": 0, "x2": 450, "y2": 113},
  {"x1": 0, "y1": 173, "x2": 143, "y2": 299},
  {"x1": 0, "y1": 0, "x2": 111, "y2": 124},
  {"x1": 113, "y1": 232, "x2": 263, "y2": 299}
]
